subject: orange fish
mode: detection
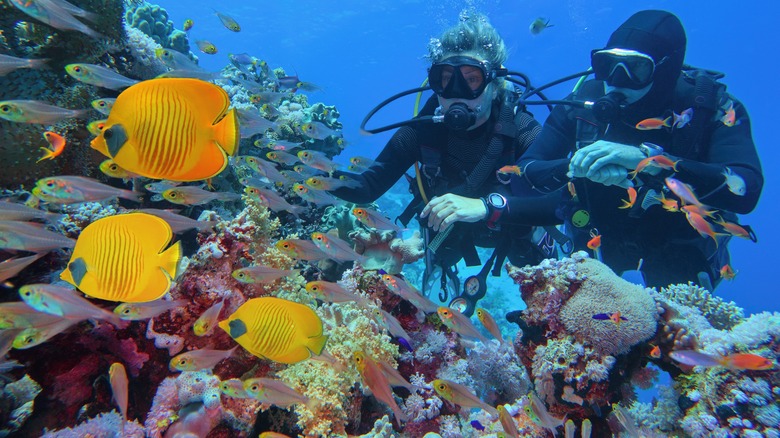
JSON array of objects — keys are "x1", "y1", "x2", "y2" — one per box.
[
  {"x1": 682, "y1": 209, "x2": 721, "y2": 246},
  {"x1": 722, "y1": 353, "x2": 774, "y2": 371},
  {"x1": 681, "y1": 204, "x2": 717, "y2": 219},
  {"x1": 618, "y1": 187, "x2": 637, "y2": 209},
  {"x1": 721, "y1": 102, "x2": 738, "y2": 127},
  {"x1": 713, "y1": 218, "x2": 755, "y2": 241},
  {"x1": 720, "y1": 264, "x2": 737, "y2": 280},
  {"x1": 496, "y1": 165, "x2": 522, "y2": 176},
  {"x1": 655, "y1": 192, "x2": 680, "y2": 212},
  {"x1": 567, "y1": 181, "x2": 577, "y2": 200},
  {"x1": 587, "y1": 234, "x2": 601, "y2": 250},
  {"x1": 37, "y1": 131, "x2": 67, "y2": 162},
  {"x1": 629, "y1": 155, "x2": 679, "y2": 179},
  {"x1": 649, "y1": 344, "x2": 661, "y2": 359},
  {"x1": 635, "y1": 116, "x2": 671, "y2": 130}
]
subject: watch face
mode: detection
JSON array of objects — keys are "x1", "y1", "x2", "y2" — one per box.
[{"x1": 488, "y1": 193, "x2": 506, "y2": 208}]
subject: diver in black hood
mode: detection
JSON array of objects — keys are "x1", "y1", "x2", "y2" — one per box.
[{"x1": 516, "y1": 10, "x2": 763, "y2": 290}]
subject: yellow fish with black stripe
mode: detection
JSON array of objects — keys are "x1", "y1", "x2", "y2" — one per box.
[
  {"x1": 218, "y1": 297, "x2": 328, "y2": 364},
  {"x1": 90, "y1": 78, "x2": 239, "y2": 182},
  {"x1": 60, "y1": 213, "x2": 181, "y2": 302}
]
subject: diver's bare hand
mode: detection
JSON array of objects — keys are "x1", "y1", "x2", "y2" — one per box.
[{"x1": 420, "y1": 194, "x2": 488, "y2": 232}]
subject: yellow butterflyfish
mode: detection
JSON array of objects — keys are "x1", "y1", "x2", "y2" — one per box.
[
  {"x1": 60, "y1": 213, "x2": 181, "y2": 302},
  {"x1": 90, "y1": 78, "x2": 239, "y2": 182}
]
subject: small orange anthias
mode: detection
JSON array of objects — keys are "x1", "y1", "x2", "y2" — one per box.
[
  {"x1": 36, "y1": 131, "x2": 67, "y2": 162},
  {"x1": 720, "y1": 264, "x2": 737, "y2": 280}
]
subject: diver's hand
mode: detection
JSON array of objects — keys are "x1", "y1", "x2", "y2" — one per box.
[
  {"x1": 569, "y1": 140, "x2": 646, "y2": 177},
  {"x1": 420, "y1": 194, "x2": 488, "y2": 232},
  {"x1": 584, "y1": 164, "x2": 634, "y2": 188}
]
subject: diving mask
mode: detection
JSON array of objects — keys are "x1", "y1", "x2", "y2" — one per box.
[
  {"x1": 428, "y1": 56, "x2": 504, "y2": 99},
  {"x1": 591, "y1": 48, "x2": 663, "y2": 90}
]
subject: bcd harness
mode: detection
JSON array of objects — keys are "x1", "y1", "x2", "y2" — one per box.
[
  {"x1": 567, "y1": 66, "x2": 736, "y2": 287},
  {"x1": 396, "y1": 92, "x2": 549, "y2": 307}
]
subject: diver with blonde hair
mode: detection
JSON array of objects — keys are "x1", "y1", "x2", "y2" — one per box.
[{"x1": 332, "y1": 12, "x2": 561, "y2": 315}]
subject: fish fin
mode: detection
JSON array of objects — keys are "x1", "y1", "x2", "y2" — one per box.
[
  {"x1": 213, "y1": 108, "x2": 240, "y2": 156},
  {"x1": 306, "y1": 333, "x2": 328, "y2": 356},
  {"x1": 118, "y1": 188, "x2": 142, "y2": 203},
  {"x1": 105, "y1": 124, "x2": 128, "y2": 158},
  {"x1": 173, "y1": 143, "x2": 229, "y2": 181},
  {"x1": 159, "y1": 240, "x2": 182, "y2": 279},
  {"x1": 67, "y1": 257, "x2": 88, "y2": 286}
]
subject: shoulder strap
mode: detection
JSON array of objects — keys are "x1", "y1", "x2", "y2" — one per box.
[{"x1": 677, "y1": 67, "x2": 727, "y2": 159}]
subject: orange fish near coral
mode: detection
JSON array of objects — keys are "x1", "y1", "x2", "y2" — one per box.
[
  {"x1": 37, "y1": 131, "x2": 67, "y2": 162},
  {"x1": 90, "y1": 78, "x2": 239, "y2": 181},
  {"x1": 670, "y1": 349, "x2": 774, "y2": 371},
  {"x1": 649, "y1": 344, "x2": 661, "y2": 359},
  {"x1": 587, "y1": 234, "x2": 601, "y2": 250}
]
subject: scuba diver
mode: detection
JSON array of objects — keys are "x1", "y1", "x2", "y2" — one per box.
[
  {"x1": 515, "y1": 10, "x2": 763, "y2": 290},
  {"x1": 330, "y1": 12, "x2": 561, "y2": 315}
]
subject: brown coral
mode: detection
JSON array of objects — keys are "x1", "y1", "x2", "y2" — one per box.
[{"x1": 559, "y1": 257, "x2": 659, "y2": 356}]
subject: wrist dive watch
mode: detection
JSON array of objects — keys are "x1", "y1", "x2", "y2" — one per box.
[{"x1": 483, "y1": 192, "x2": 507, "y2": 231}]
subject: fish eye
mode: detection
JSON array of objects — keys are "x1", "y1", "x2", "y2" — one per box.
[
  {"x1": 25, "y1": 337, "x2": 33, "y2": 344},
  {"x1": 99, "y1": 101, "x2": 106, "y2": 107},
  {"x1": 110, "y1": 164, "x2": 118, "y2": 171},
  {"x1": 169, "y1": 192, "x2": 177, "y2": 198},
  {"x1": 73, "y1": 66, "x2": 81, "y2": 72},
  {"x1": 46, "y1": 181, "x2": 54, "y2": 187},
  {"x1": 250, "y1": 384, "x2": 258, "y2": 391},
  {"x1": 237, "y1": 272, "x2": 245, "y2": 278},
  {"x1": 1, "y1": 105, "x2": 9, "y2": 112},
  {"x1": 103, "y1": 127, "x2": 113, "y2": 139},
  {"x1": 122, "y1": 308, "x2": 131, "y2": 315}
]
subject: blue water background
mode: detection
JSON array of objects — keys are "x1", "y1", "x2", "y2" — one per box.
[{"x1": 158, "y1": 0, "x2": 779, "y2": 315}]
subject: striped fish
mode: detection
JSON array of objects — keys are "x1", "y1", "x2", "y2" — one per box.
[
  {"x1": 59, "y1": 213, "x2": 181, "y2": 302},
  {"x1": 90, "y1": 78, "x2": 239, "y2": 182},
  {"x1": 218, "y1": 297, "x2": 327, "y2": 364}
]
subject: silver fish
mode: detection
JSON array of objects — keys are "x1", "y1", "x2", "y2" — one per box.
[
  {"x1": 0, "y1": 100, "x2": 87, "y2": 124},
  {"x1": 0, "y1": 54, "x2": 47, "y2": 76}
]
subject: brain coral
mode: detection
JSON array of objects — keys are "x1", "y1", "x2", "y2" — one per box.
[{"x1": 559, "y1": 257, "x2": 658, "y2": 356}]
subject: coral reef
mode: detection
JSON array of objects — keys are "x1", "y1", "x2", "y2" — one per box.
[
  {"x1": 124, "y1": 2, "x2": 189, "y2": 53},
  {"x1": 349, "y1": 228, "x2": 425, "y2": 275},
  {"x1": 0, "y1": 374, "x2": 41, "y2": 436},
  {"x1": 659, "y1": 282, "x2": 745, "y2": 330}
]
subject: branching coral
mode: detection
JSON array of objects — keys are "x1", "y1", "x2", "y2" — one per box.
[{"x1": 659, "y1": 282, "x2": 745, "y2": 330}]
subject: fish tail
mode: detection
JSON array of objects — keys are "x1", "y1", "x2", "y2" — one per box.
[
  {"x1": 118, "y1": 188, "x2": 142, "y2": 203},
  {"x1": 160, "y1": 241, "x2": 183, "y2": 279},
  {"x1": 663, "y1": 115, "x2": 673, "y2": 127},
  {"x1": 30, "y1": 58, "x2": 49, "y2": 69},
  {"x1": 36, "y1": 148, "x2": 53, "y2": 163},
  {"x1": 214, "y1": 109, "x2": 240, "y2": 156},
  {"x1": 307, "y1": 333, "x2": 328, "y2": 356}
]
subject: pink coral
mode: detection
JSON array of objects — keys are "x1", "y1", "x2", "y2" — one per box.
[{"x1": 348, "y1": 228, "x2": 424, "y2": 274}]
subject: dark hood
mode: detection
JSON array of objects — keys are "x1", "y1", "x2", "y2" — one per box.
[{"x1": 605, "y1": 10, "x2": 687, "y2": 117}]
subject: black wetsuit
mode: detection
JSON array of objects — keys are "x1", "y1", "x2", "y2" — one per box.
[
  {"x1": 516, "y1": 78, "x2": 763, "y2": 288},
  {"x1": 333, "y1": 93, "x2": 560, "y2": 268}
]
